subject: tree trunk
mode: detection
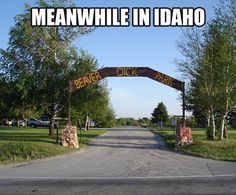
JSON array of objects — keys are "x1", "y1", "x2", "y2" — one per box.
[
  {"x1": 223, "y1": 125, "x2": 228, "y2": 139},
  {"x1": 49, "y1": 114, "x2": 55, "y2": 136},
  {"x1": 220, "y1": 112, "x2": 228, "y2": 140},
  {"x1": 207, "y1": 110, "x2": 211, "y2": 127},
  {"x1": 220, "y1": 116, "x2": 225, "y2": 140},
  {"x1": 210, "y1": 106, "x2": 216, "y2": 139},
  {"x1": 211, "y1": 114, "x2": 216, "y2": 140},
  {"x1": 85, "y1": 115, "x2": 90, "y2": 131},
  {"x1": 220, "y1": 98, "x2": 229, "y2": 140}
]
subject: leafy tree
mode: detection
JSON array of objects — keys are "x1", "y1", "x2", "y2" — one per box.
[
  {"x1": 0, "y1": 0, "x2": 115, "y2": 134},
  {"x1": 138, "y1": 117, "x2": 150, "y2": 126},
  {"x1": 0, "y1": 78, "x2": 11, "y2": 119},
  {"x1": 138, "y1": 118, "x2": 145, "y2": 125},
  {"x1": 125, "y1": 118, "x2": 135, "y2": 126},
  {"x1": 151, "y1": 102, "x2": 169, "y2": 125},
  {"x1": 115, "y1": 117, "x2": 138, "y2": 126},
  {"x1": 67, "y1": 51, "x2": 116, "y2": 128},
  {"x1": 186, "y1": 116, "x2": 197, "y2": 128},
  {"x1": 116, "y1": 118, "x2": 127, "y2": 126},
  {"x1": 177, "y1": 0, "x2": 236, "y2": 140},
  {"x1": 212, "y1": 0, "x2": 236, "y2": 139},
  {"x1": 177, "y1": 27, "x2": 218, "y2": 139},
  {"x1": 142, "y1": 117, "x2": 151, "y2": 126},
  {"x1": 0, "y1": 0, "x2": 88, "y2": 135}
]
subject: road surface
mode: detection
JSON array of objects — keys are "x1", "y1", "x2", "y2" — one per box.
[{"x1": 0, "y1": 127, "x2": 236, "y2": 194}]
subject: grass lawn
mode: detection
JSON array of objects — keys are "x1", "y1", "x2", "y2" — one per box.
[
  {"x1": 0, "y1": 126, "x2": 106, "y2": 165},
  {"x1": 152, "y1": 127, "x2": 236, "y2": 161}
]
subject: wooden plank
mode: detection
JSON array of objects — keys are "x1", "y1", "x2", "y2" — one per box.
[{"x1": 71, "y1": 67, "x2": 184, "y2": 92}]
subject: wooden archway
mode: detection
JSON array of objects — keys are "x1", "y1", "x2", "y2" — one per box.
[{"x1": 68, "y1": 67, "x2": 185, "y2": 126}]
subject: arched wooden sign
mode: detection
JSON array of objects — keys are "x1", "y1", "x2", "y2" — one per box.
[
  {"x1": 68, "y1": 67, "x2": 185, "y2": 127},
  {"x1": 70, "y1": 67, "x2": 184, "y2": 92}
]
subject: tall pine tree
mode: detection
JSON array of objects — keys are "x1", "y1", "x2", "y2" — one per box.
[{"x1": 151, "y1": 102, "x2": 169, "y2": 125}]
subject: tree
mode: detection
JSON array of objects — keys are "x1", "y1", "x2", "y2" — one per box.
[
  {"x1": 142, "y1": 117, "x2": 151, "y2": 126},
  {"x1": 116, "y1": 118, "x2": 126, "y2": 126},
  {"x1": 0, "y1": 0, "x2": 114, "y2": 135},
  {"x1": 151, "y1": 102, "x2": 169, "y2": 125},
  {"x1": 177, "y1": 0, "x2": 236, "y2": 140},
  {"x1": 115, "y1": 117, "x2": 138, "y2": 126},
  {"x1": 0, "y1": 0, "x2": 88, "y2": 135},
  {"x1": 211, "y1": 0, "x2": 236, "y2": 139},
  {"x1": 186, "y1": 116, "x2": 197, "y2": 128},
  {"x1": 68, "y1": 51, "x2": 116, "y2": 128}
]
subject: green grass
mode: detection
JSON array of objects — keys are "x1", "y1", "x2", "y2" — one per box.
[
  {"x1": 152, "y1": 127, "x2": 236, "y2": 161},
  {"x1": 0, "y1": 127, "x2": 106, "y2": 165}
]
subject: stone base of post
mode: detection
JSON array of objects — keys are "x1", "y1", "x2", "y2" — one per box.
[
  {"x1": 176, "y1": 127, "x2": 193, "y2": 146},
  {"x1": 61, "y1": 125, "x2": 79, "y2": 148}
]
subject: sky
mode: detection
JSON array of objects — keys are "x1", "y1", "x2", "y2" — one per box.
[{"x1": 0, "y1": 0, "x2": 218, "y2": 119}]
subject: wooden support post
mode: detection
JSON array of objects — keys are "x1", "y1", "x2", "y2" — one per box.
[
  {"x1": 68, "y1": 81, "x2": 72, "y2": 126},
  {"x1": 182, "y1": 82, "x2": 186, "y2": 127}
]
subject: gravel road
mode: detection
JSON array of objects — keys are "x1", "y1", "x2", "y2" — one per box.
[{"x1": 0, "y1": 127, "x2": 236, "y2": 178}]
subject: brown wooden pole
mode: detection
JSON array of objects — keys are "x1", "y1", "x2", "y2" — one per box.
[
  {"x1": 68, "y1": 81, "x2": 71, "y2": 126},
  {"x1": 182, "y1": 82, "x2": 186, "y2": 127}
]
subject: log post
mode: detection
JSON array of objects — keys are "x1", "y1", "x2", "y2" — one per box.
[
  {"x1": 68, "y1": 81, "x2": 72, "y2": 126},
  {"x1": 182, "y1": 82, "x2": 186, "y2": 127}
]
